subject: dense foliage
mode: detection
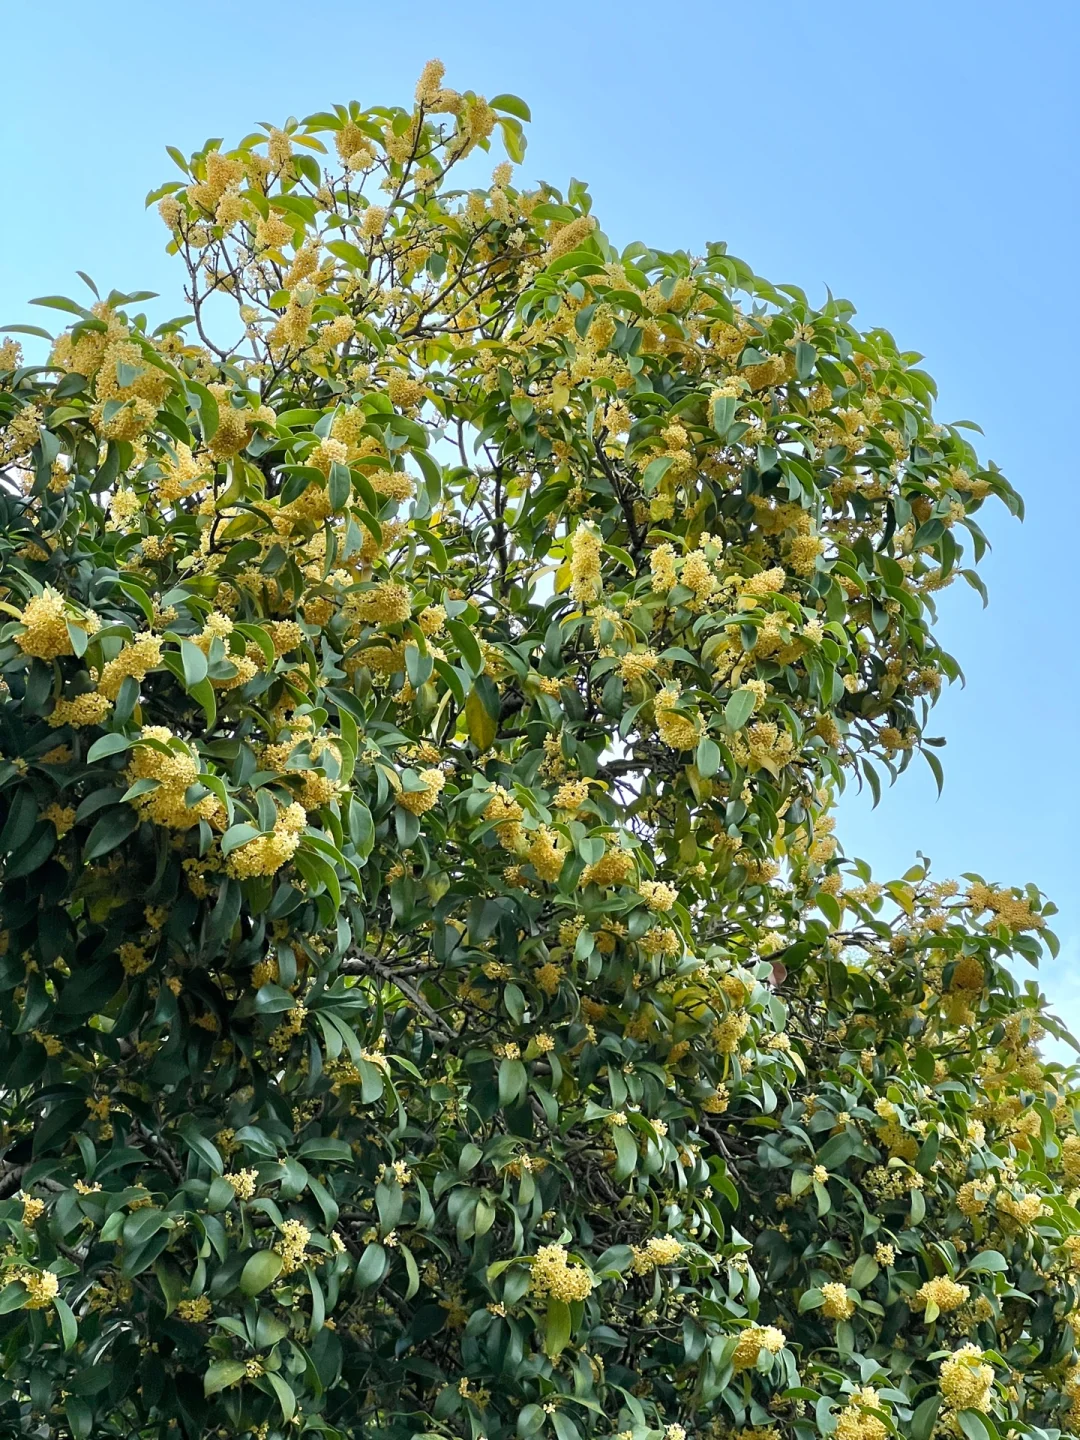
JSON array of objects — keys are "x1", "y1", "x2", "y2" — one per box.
[{"x1": 0, "y1": 60, "x2": 1074, "y2": 1440}]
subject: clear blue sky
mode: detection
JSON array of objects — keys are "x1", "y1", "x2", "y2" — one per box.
[{"x1": 3, "y1": 0, "x2": 1077, "y2": 1039}]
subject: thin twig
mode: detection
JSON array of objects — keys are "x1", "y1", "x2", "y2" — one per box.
[{"x1": 340, "y1": 952, "x2": 458, "y2": 1040}]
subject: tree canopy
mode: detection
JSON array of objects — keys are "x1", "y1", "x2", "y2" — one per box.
[{"x1": 0, "y1": 58, "x2": 1074, "y2": 1440}]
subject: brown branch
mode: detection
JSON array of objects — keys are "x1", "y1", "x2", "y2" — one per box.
[
  {"x1": 0, "y1": 1161, "x2": 29, "y2": 1199},
  {"x1": 340, "y1": 953, "x2": 458, "y2": 1041}
]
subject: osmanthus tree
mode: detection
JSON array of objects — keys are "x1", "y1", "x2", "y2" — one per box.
[{"x1": 0, "y1": 57, "x2": 1075, "y2": 1440}]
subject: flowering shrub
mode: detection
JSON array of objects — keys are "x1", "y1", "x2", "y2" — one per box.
[{"x1": 0, "y1": 59, "x2": 1075, "y2": 1440}]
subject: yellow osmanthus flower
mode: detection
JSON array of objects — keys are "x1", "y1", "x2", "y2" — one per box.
[
  {"x1": 484, "y1": 788, "x2": 525, "y2": 850},
  {"x1": 42, "y1": 804, "x2": 76, "y2": 839},
  {"x1": 16, "y1": 588, "x2": 97, "y2": 660},
  {"x1": 654, "y1": 686, "x2": 699, "y2": 750},
  {"x1": 386, "y1": 371, "x2": 424, "y2": 410},
  {"x1": 534, "y1": 961, "x2": 563, "y2": 997},
  {"x1": 731, "y1": 1324, "x2": 786, "y2": 1371},
  {"x1": 276, "y1": 1219, "x2": 311, "y2": 1276},
  {"x1": 353, "y1": 582, "x2": 412, "y2": 625},
  {"x1": 552, "y1": 779, "x2": 590, "y2": 811},
  {"x1": 911, "y1": 1276, "x2": 969, "y2": 1315},
  {"x1": 125, "y1": 728, "x2": 225, "y2": 832},
  {"x1": 97, "y1": 633, "x2": 164, "y2": 700},
  {"x1": 820, "y1": 1282, "x2": 855, "y2": 1320},
  {"x1": 21, "y1": 1196, "x2": 45, "y2": 1226},
  {"x1": 395, "y1": 768, "x2": 445, "y2": 815},
  {"x1": 630, "y1": 1235, "x2": 683, "y2": 1274},
  {"x1": 714, "y1": 1011, "x2": 750, "y2": 1055},
  {"x1": 526, "y1": 826, "x2": 568, "y2": 882},
  {"x1": 996, "y1": 1188, "x2": 1048, "y2": 1230},
  {"x1": 569, "y1": 524, "x2": 603, "y2": 604},
  {"x1": 225, "y1": 1169, "x2": 258, "y2": 1201},
  {"x1": 16, "y1": 1269, "x2": 60, "y2": 1309},
  {"x1": 939, "y1": 1345, "x2": 994, "y2": 1413},
  {"x1": 649, "y1": 544, "x2": 678, "y2": 593},
  {"x1": 638, "y1": 879, "x2": 678, "y2": 913},
  {"x1": 580, "y1": 846, "x2": 634, "y2": 889},
  {"x1": 834, "y1": 1389, "x2": 887, "y2": 1440},
  {"x1": 618, "y1": 649, "x2": 658, "y2": 684},
  {"x1": 703, "y1": 1085, "x2": 730, "y2": 1114},
  {"x1": 529, "y1": 1244, "x2": 593, "y2": 1302},
  {"x1": 266, "y1": 620, "x2": 304, "y2": 655},
  {"x1": 682, "y1": 549, "x2": 717, "y2": 606},
  {"x1": 226, "y1": 803, "x2": 307, "y2": 878}
]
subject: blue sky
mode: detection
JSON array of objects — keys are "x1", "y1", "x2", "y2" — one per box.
[{"x1": 3, "y1": 0, "x2": 1077, "y2": 1038}]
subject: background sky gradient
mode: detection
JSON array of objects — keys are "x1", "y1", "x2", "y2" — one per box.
[{"x1": 3, "y1": 0, "x2": 1077, "y2": 1045}]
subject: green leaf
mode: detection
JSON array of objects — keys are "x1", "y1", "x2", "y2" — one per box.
[
  {"x1": 922, "y1": 745, "x2": 945, "y2": 798},
  {"x1": 83, "y1": 807, "x2": 140, "y2": 861},
  {"x1": 189, "y1": 677, "x2": 217, "y2": 728},
  {"x1": 489, "y1": 93, "x2": 532, "y2": 121},
  {"x1": 518, "y1": 1403, "x2": 547, "y2": 1436},
  {"x1": 66, "y1": 620, "x2": 89, "y2": 657},
  {"x1": 267, "y1": 1372, "x2": 297, "y2": 1421},
  {"x1": 696, "y1": 735, "x2": 721, "y2": 778},
  {"x1": 187, "y1": 380, "x2": 220, "y2": 441},
  {"x1": 376, "y1": 1177, "x2": 404, "y2": 1234},
  {"x1": 498, "y1": 116, "x2": 527, "y2": 163},
  {"x1": 957, "y1": 1410, "x2": 994, "y2": 1440},
  {"x1": 355, "y1": 1242, "x2": 387, "y2": 1289},
  {"x1": 180, "y1": 639, "x2": 208, "y2": 687},
  {"x1": 326, "y1": 239, "x2": 367, "y2": 269},
  {"x1": 504, "y1": 983, "x2": 525, "y2": 1024},
  {"x1": 31, "y1": 295, "x2": 89, "y2": 317},
  {"x1": 498, "y1": 1058, "x2": 527, "y2": 1107},
  {"x1": 0, "y1": 323, "x2": 55, "y2": 340},
  {"x1": 965, "y1": 1249, "x2": 1008, "y2": 1274},
  {"x1": 87, "y1": 732, "x2": 132, "y2": 763},
  {"x1": 4, "y1": 824, "x2": 54, "y2": 880},
  {"x1": 711, "y1": 393, "x2": 738, "y2": 436},
  {"x1": 221, "y1": 823, "x2": 262, "y2": 857},
  {"x1": 795, "y1": 341, "x2": 817, "y2": 380},
  {"x1": 911, "y1": 1396, "x2": 941, "y2": 1440},
  {"x1": 815, "y1": 1130, "x2": 857, "y2": 1168},
  {"x1": 446, "y1": 619, "x2": 483, "y2": 675},
  {"x1": 349, "y1": 798, "x2": 374, "y2": 860},
  {"x1": 0, "y1": 1282, "x2": 27, "y2": 1314},
  {"x1": 724, "y1": 687, "x2": 757, "y2": 732},
  {"x1": 65, "y1": 1398, "x2": 93, "y2": 1440},
  {"x1": 465, "y1": 685, "x2": 498, "y2": 752},
  {"x1": 850, "y1": 1253, "x2": 879, "y2": 1290},
  {"x1": 204, "y1": 1359, "x2": 247, "y2": 1395},
  {"x1": 0, "y1": 787, "x2": 37, "y2": 854},
  {"x1": 544, "y1": 1297, "x2": 572, "y2": 1357},
  {"x1": 54, "y1": 1294, "x2": 78, "y2": 1350},
  {"x1": 612, "y1": 1125, "x2": 637, "y2": 1182},
  {"x1": 179, "y1": 1120, "x2": 224, "y2": 1174},
  {"x1": 642, "y1": 454, "x2": 674, "y2": 494},
  {"x1": 240, "y1": 1249, "x2": 283, "y2": 1296},
  {"x1": 328, "y1": 460, "x2": 352, "y2": 511}
]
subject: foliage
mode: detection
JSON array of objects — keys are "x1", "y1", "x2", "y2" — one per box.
[{"x1": 0, "y1": 59, "x2": 1074, "y2": 1440}]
